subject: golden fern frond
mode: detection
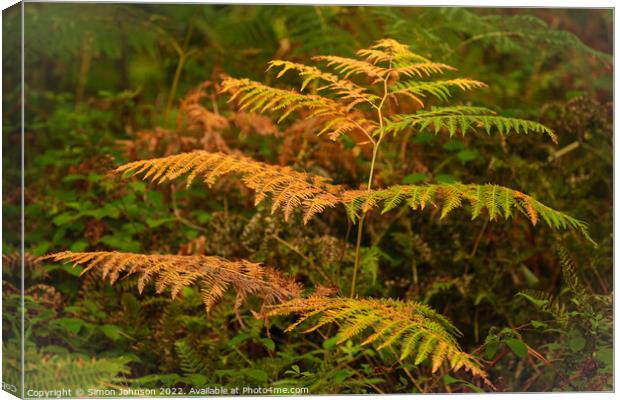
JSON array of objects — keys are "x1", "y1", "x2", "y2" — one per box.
[
  {"x1": 221, "y1": 77, "x2": 341, "y2": 122},
  {"x1": 267, "y1": 60, "x2": 380, "y2": 107},
  {"x1": 40, "y1": 251, "x2": 302, "y2": 313},
  {"x1": 357, "y1": 38, "x2": 432, "y2": 65},
  {"x1": 115, "y1": 151, "x2": 343, "y2": 222},
  {"x1": 393, "y1": 62, "x2": 457, "y2": 78},
  {"x1": 359, "y1": 40, "x2": 456, "y2": 75},
  {"x1": 221, "y1": 77, "x2": 375, "y2": 139},
  {"x1": 312, "y1": 55, "x2": 388, "y2": 80},
  {"x1": 269, "y1": 296, "x2": 488, "y2": 381},
  {"x1": 392, "y1": 79, "x2": 488, "y2": 103},
  {"x1": 386, "y1": 107, "x2": 558, "y2": 143},
  {"x1": 341, "y1": 184, "x2": 594, "y2": 244}
]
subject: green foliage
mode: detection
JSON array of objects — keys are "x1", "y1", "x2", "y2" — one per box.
[
  {"x1": 515, "y1": 248, "x2": 612, "y2": 390},
  {"x1": 376, "y1": 7, "x2": 612, "y2": 63},
  {"x1": 3, "y1": 341, "x2": 130, "y2": 394}
]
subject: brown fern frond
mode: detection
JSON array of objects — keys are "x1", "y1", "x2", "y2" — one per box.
[
  {"x1": 177, "y1": 81, "x2": 230, "y2": 152},
  {"x1": 231, "y1": 112, "x2": 280, "y2": 137},
  {"x1": 278, "y1": 114, "x2": 362, "y2": 179},
  {"x1": 41, "y1": 251, "x2": 302, "y2": 313},
  {"x1": 269, "y1": 296, "x2": 488, "y2": 382},
  {"x1": 3, "y1": 252, "x2": 44, "y2": 273},
  {"x1": 115, "y1": 151, "x2": 343, "y2": 222}
]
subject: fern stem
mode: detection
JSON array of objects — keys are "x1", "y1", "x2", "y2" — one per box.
[
  {"x1": 350, "y1": 71, "x2": 390, "y2": 298},
  {"x1": 350, "y1": 214, "x2": 366, "y2": 298},
  {"x1": 367, "y1": 142, "x2": 380, "y2": 189}
]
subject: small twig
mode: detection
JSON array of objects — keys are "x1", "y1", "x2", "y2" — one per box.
[
  {"x1": 387, "y1": 348, "x2": 424, "y2": 393},
  {"x1": 548, "y1": 140, "x2": 580, "y2": 162},
  {"x1": 469, "y1": 219, "x2": 489, "y2": 258}
]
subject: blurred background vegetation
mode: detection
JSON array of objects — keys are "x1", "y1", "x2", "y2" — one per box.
[{"x1": 2, "y1": 3, "x2": 612, "y2": 394}]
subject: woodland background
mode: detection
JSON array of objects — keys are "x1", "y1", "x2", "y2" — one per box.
[{"x1": 2, "y1": 4, "x2": 613, "y2": 394}]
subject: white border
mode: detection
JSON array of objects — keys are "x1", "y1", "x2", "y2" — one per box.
[{"x1": 0, "y1": 1, "x2": 615, "y2": 400}]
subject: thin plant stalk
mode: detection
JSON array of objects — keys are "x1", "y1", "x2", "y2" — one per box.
[{"x1": 350, "y1": 71, "x2": 390, "y2": 298}]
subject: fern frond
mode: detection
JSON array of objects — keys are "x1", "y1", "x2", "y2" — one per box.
[
  {"x1": 175, "y1": 339, "x2": 207, "y2": 375},
  {"x1": 221, "y1": 77, "x2": 340, "y2": 122},
  {"x1": 115, "y1": 151, "x2": 343, "y2": 222},
  {"x1": 517, "y1": 289, "x2": 565, "y2": 319},
  {"x1": 393, "y1": 62, "x2": 457, "y2": 78},
  {"x1": 392, "y1": 79, "x2": 487, "y2": 103},
  {"x1": 312, "y1": 55, "x2": 388, "y2": 80},
  {"x1": 358, "y1": 38, "x2": 431, "y2": 65},
  {"x1": 28, "y1": 353, "x2": 130, "y2": 391},
  {"x1": 556, "y1": 247, "x2": 589, "y2": 303},
  {"x1": 269, "y1": 297, "x2": 487, "y2": 381},
  {"x1": 40, "y1": 251, "x2": 302, "y2": 313},
  {"x1": 221, "y1": 76, "x2": 375, "y2": 139},
  {"x1": 341, "y1": 184, "x2": 593, "y2": 242},
  {"x1": 267, "y1": 60, "x2": 380, "y2": 106},
  {"x1": 2, "y1": 252, "x2": 47, "y2": 280},
  {"x1": 386, "y1": 107, "x2": 557, "y2": 143}
]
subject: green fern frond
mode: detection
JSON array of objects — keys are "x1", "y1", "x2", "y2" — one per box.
[
  {"x1": 269, "y1": 297, "x2": 488, "y2": 381},
  {"x1": 8, "y1": 343, "x2": 131, "y2": 392},
  {"x1": 175, "y1": 339, "x2": 207, "y2": 375},
  {"x1": 516, "y1": 289, "x2": 563, "y2": 318},
  {"x1": 342, "y1": 183, "x2": 593, "y2": 243},
  {"x1": 386, "y1": 107, "x2": 557, "y2": 143},
  {"x1": 392, "y1": 79, "x2": 487, "y2": 103},
  {"x1": 557, "y1": 247, "x2": 589, "y2": 304}
]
